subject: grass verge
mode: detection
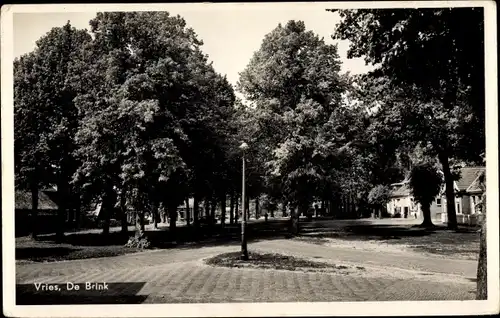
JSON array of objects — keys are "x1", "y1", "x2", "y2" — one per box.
[
  {"x1": 16, "y1": 237, "x2": 141, "y2": 263},
  {"x1": 205, "y1": 251, "x2": 358, "y2": 273}
]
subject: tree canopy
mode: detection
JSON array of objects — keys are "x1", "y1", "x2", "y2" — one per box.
[
  {"x1": 238, "y1": 20, "x2": 353, "y2": 217},
  {"x1": 332, "y1": 7, "x2": 485, "y2": 228}
]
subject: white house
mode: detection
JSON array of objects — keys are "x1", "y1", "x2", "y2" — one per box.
[
  {"x1": 439, "y1": 167, "x2": 486, "y2": 225},
  {"x1": 386, "y1": 166, "x2": 485, "y2": 225},
  {"x1": 386, "y1": 180, "x2": 442, "y2": 221}
]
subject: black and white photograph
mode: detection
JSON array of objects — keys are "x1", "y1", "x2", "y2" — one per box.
[{"x1": 2, "y1": 2, "x2": 498, "y2": 317}]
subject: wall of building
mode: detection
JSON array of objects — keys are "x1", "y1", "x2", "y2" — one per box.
[
  {"x1": 469, "y1": 194, "x2": 482, "y2": 215},
  {"x1": 461, "y1": 195, "x2": 471, "y2": 215},
  {"x1": 440, "y1": 196, "x2": 470, "y2": 224},
  {"x1": 386, "y1": 196, "x2": 413, "y2": 217},
  {"x1": 430, "y1": 198, "x2": 443, "y2": 221}
]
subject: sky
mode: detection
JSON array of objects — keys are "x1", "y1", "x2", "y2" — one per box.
[{"x1": 13, "y1": 7, "x2": 374, "y2": 87}]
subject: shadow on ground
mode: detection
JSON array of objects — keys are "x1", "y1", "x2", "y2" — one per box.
[
  {"x1": 16, "y1": 247, "x2": 81, "y2": 260},
  {"x1": 33, "y1": 219, "x2": 296, "y2": 249},
  {"x1": 16, "y1": 282, "x2": 147, "y2": 305},
  {"x1": 298, "y1": 220, "x2": 480, "y2": 259},
  {"x1": 17, "y1": 218, "x2": 480, "y2": 261}
]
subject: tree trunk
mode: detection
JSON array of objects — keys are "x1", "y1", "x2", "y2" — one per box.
[
  {"x1": 101, "y1": 189, "x2": 115, "y2": 236},
  {"x1": 420, "y1": 204, "x2": 434, "y2": 227},
  {"x1": 193, "y1": 197, "x2": 199, "y2": 227},
  {"x1": 348, "y1": 196, "x2": 352, "y2": 216},
  {"x1": 120, "y1": 187, "x2": 128, "y2": 234},
  {"x1": 74, "y1": 194, "x2": 81, "y2": 230},
  {"x1": 169, "y1": 204, "x2": 177, "y2": 243},
  {"x1": 235, "y1": 195, "x2": 239, "y2": 222},
  {"x1": 353, "y1": 196, "x2": 358, "y2": 218},
  {"x1": 101, "y1": 204, "x2": 110, "y2": 236},
  {"x1": 136, "y1": 209, "x2": 145, "y2": 233},
  {"x1": 255, "y1": 197, "x2": 260, "y2": 219},
  {"x1": 439, "y1": 152, "x2": 458, "y2": 229},
  {"x1": 282, "y1": 201, "x2": 287, "y2": 217},
  {"x1": 211, "y1": 198, "x2": 217, "y2": 224},
  {"x1": 476, "y1": 216, "x2": 487, "y2": 299},
  {"x1": 346, "y1": 195, "x2": 350, "y2": 216},
  {"x1": 229, "y1": 193, "x2": 235, "y2": 224},
  {"x1": 135, "y1": 211, "x2": 145, "y2": 236},
  {"x1": 152, "y1": 199, "x2": 159, "y2": 229},
  {"x1": 161, "y1": 209, "x2": 166, "y2": 223},
  {"x1": 56, "y1": 178, "x2": 68, "y2": 243},
  {"x1": 220, "y1": 194, "x2": 226, "y2": 228},
  {"x1": 30, "y1": 183, "x2": 39, "y2": 239},
  {"x1": 290, "y1": 205, "x2": 299, "y2": 235},
  {"x1": 204, "y1": 199, "x2": 210, "y2": 218},
  {"x1": 68, "y1": 185, "x2": 76, "y2": 227},
  {"x1": 185, "y1": 198, "x2": 190, "y2": 226},
  {"x1": 150, "y1": 208, "x2": 156, "y2": 227}
]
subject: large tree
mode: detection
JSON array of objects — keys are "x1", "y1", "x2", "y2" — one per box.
[
  {"x1": 14, "y1": 22, "x2": 92, "y2": 240},
  {"x1": 71, "y1": 12, "x2": 236, "y2": 239},
  {"x1": 409, "y1": 163, "x2": 443, "y2": 227},
  {"x1": 368, "y1": 185, "x2": 390, "y2": 217},
  {"x1": 332, "y1": 8, "x2": 485, "y2": 229},
  {"x1": 238, "y1": 20, "x2": 349, "y2": 233}
]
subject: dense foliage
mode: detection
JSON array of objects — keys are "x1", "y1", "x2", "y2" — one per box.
[
  {"x1": 15, "y1": 13, "x2": 238, "y2": 238},
  {"x1": 409, "y1": 163, "x2": 443, "y2": 226},
  {"x1": 14, "y1": 8, "x2": 485, "y2": 241},
  {"x1": 332, "y1": 7, "x2": 485, "y2": 229}
]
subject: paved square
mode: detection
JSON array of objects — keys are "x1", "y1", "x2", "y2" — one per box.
[{"x1": 16, "y1": 236, "x2": 477, "y2": 303}]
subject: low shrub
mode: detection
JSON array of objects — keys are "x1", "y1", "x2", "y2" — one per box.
[{"x1": 125, "y1": 230, "x2": 151, "y2": 249}]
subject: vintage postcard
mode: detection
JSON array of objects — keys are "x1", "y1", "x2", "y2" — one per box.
[{"x1": 2, "y1": 1, "x2": 499, "y2": 317}]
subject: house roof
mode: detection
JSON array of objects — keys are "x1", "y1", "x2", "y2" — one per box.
[
  {"x1": 389, "y1": 182, "x2": 411, "y2": 198},
  {"x1": 466, "y1": 170, "x2": 486, "y2": 193},
  {"x1": 456, "y1": 167, "x2": 486, "y2": 192},
  {"x1": 387, "y1": 166, "x2": 485, "y2": 199},
  {"x1": 15, "y1": 190, "x2": 58, "y2": 210}
]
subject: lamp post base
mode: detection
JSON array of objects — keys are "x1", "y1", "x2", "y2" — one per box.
[
  {"x1": 241, "y1": 235, "x2": 249, "y2": 260},
  {"x1": 240, "y1": 249, "x2": 249, "y2": 261}
]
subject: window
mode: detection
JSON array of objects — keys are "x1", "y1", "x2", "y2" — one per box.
[{"x1": 436, "y1": 198, "x2": 441, "y2": 207}]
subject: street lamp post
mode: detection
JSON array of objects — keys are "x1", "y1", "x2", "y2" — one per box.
[{"x1": 240, "y1": 142, "x2": 249, "y2": 260}]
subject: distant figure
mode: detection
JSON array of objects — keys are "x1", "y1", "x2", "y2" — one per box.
[{"x1": 314, "y1": 204, "x2": 319, "y2": 217}]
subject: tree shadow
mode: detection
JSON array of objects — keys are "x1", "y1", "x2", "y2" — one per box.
[
  {"x1": 27, "y1": 218, "x2": 479, "y2": 254},
  {"x1": 16, "y1": 247, "x2": 81, "y2": 260},
  {"x1": 298, "y1": 221, "x2": 433, "y2": 241},
  {"x1": 31, "y1": 219, "x2": 292, "y2": 249},
  {"x1": 36, "y1": 231, "x2": 132, "y2": 246},
  {"x1": 147, "y1": 220, "x2": 293, "y2": 249},
  {"x1": 16, "y1": 282, "x2": 148, "y2": 305}
]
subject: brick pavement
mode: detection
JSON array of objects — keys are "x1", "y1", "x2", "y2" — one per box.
[{"x1": 16, "y1": 239, "x2": 477, "y2": 303}]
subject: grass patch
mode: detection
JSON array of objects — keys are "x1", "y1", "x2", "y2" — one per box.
[
  {"x1": 16, "y1": 237, "x2": 141, "y2": 263},
  {"x1": 297, "y1": 223, "x2": 480, "y2": 260},
  {"x1": 205, "y1": 251, "x2": 352, "y2": 273}
]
